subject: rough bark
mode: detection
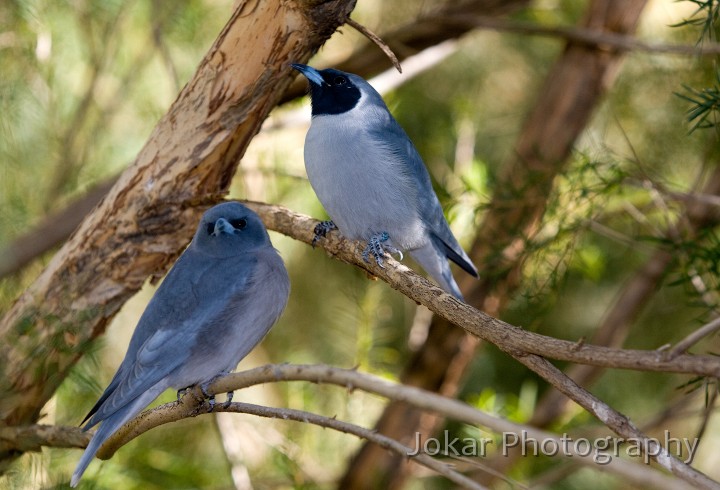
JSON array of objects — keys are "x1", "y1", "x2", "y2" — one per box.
[
  {"x1": 340, "y1": 1, "x2": 649, "y2": 487},
  {"x1": 0, "y1": 0, "x2": 356, "y2": 472}
]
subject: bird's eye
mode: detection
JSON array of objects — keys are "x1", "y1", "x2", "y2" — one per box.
[
  {"x1": 333, "y1": 76, "x2": 347, "y2": 86},
  {"x1": 206, "y1": 222, "x2": 215, "y2": 235},
  {"x1": 229, "y1": 218, "x2": 248, "y2": 230}
]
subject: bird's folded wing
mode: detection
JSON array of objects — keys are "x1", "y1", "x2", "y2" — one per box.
[
  {"x1": 84, "y1": 254, "x2": 256, "y2": 426},
  {"x1": 371, "y1": 122, "x2": 478, "y2": 277}
]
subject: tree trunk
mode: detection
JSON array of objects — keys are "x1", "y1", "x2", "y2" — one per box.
[{"x1": 0, "y1": 0, "x2": 356, "y2": 473}]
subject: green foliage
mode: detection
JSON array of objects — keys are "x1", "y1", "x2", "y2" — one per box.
[
  {"x1": 677, "y1": 70, "x2": 720, "y2": 131},
  {"x1": 674, "y1": 0, "x2": 720, "y2": 42},
  {"x1": 675, "y1": 0, "x2": 720, "y2": 131}
]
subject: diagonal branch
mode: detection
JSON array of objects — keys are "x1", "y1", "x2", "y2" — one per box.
[
  {"x1": 247, "y1": 201, "x2": 720, "y2": 378},
  {"x1": 512, "y1": 354, "x2": 717, "y2": 489},
  {"x1": 530, "y1": 160, "x2": 720, "y2": 430},
  {"x1": 669, "y1": 315, "x2": 720, "y2": 359},
  {"x1": 0, "y1": 178, "x2": 117, "y2": 279},
  {"x1": 219, "y1": 403, "x2": 487, "y2": 490},
  {"x1": 243, "y1": 204, "x2": 718, "y2": 488}
]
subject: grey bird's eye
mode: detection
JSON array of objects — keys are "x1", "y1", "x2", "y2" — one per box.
[
  {"x1": 229, "y1": 218, "x2": 248, "y2": 230},
  {"x1": 333, "y1": 76, "x2": 347, "y2": 86},
  {"x1": 206, "y1": 223, "x2": 215, "y2": 235}
]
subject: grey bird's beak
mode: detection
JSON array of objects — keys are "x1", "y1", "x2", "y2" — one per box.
[
  {"x1": 291, "y1": 63, "x2": 324, "y2": 86},
  {"x1": 212, "y1": 218, "x2": 234, "y2": 237}
]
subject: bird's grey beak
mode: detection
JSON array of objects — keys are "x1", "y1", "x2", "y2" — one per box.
[
  {"x1": 212, "y1": 218, "x2": 234, "y2": 236},
  {"x1": 291, "y1": 63, "x2": 324, "y2": 86}
]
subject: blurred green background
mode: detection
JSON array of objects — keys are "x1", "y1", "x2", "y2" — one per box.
[{"x1": 1, "y1": 0, "x2": 720, "y2": 488}]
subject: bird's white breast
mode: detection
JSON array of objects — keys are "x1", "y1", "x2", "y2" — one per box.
[{"x1": 304, "y1": 112, "x2": 426, "y2": 250}]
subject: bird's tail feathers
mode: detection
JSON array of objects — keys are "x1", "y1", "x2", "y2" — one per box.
[
  {"x1": 434, "y1": 234, "x2": 478, "y2": 278},
  {"x1": 71, "y1": 386, "x2": 165, "y2": 487},
  {"x1": 409, "y1": 242, "x2": 464, "y2": 300},
  {"x1": 81, "y1": 374, "x2": 123, "y2": 427}
]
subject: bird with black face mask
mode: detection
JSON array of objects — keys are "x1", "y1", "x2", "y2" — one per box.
[
  {"x1": 291, "y1": 63, "x2": 478, "y2": 300},
  {"x1": 71, "y1": 201, "x2": 290, "y2": 486}
]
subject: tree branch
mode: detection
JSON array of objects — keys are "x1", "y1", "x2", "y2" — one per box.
[
  {"x1": 4, "y1": 364, "x2": 690, "y2": 489},
  {"x1": 96, "y1": 377, "x2": 488, "y2": 489},
  {"x1": 669, "y1": 315, "x2": 720, "y2": 359},
  {"x1": 0, "y1": 424, "x2": 90, "y2": 452},
  {"x1": 436, "y1": 14, "x2": 720, "y2": 56},
  {"x1": 246, "y1": 201, "x2": 720, "y2": 378},
  {"x1": 0, "y1": 178, "x2": 117, "y2": 278},
  {"x1": 512, "y1": 353, "x2": 717, "y2": 489},
  {"x1": 245, "y1": 201, "x2": 719, "y2": 488},
  {"x1": 345, "y1": 17, "x2": 401, "y2": 73},
  {"x1": 223, "y1": 403, "x2": 488, "y2": 490}
]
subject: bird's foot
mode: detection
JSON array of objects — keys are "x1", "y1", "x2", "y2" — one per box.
[
  {"x1": 362, "y1": 232, "x2": 403, "y2": 268},
  {"x1": 312, "y1": 220, "x2": 337, "y2": 247},
  {"x1": 176, "y1": 386, "x2": 191, "y2": 403},
  {"x1": 222, "y1": 391, "x2": 234, "y2": 409},
  {"x1": 200, "y1": 372, "x2": 234, "y2": 412},
  {"x1": 197, "y1": 382, "x2": 214, "y2": 412}
]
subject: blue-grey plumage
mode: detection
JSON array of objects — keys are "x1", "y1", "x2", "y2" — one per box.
[
  {"x1": 71, "y1": 201, "x2": 289, "y2": 486},
  {"x1": 291, "y1": 63, "x2": 478, "y2": 299}
]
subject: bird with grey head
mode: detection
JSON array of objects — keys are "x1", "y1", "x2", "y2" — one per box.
[
  {"x1": 291, "y1": 63, "x2": 478, "y2": 299},
  {"x1": 71, "y1": 201, "x2": 290, "y2": 486}
]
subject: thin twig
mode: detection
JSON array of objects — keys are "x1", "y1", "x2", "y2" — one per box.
[
  {"x1": 436, "y1": 15, "x2": 720, "y2": 56},
  {"x1": 691, "y1": 384, "x2": 717, "y2": 464},
  {"x1": 346, "y1": 17, "x2": 402, "y2": 73},
  {"x1": 97, "y1": 378, "x2": 484, "y2": 488},
  {"x1": 223, "y1": 403, "x2": 486, "y2": 490},
  {"x1": 669, "y1": 316, "x2": 720, "y2": 359},
  {"x1": 513, "y1": 354, "x2": 719, "y2": 490}
]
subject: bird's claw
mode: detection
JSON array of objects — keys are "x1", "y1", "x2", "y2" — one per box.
[
  {"x1": 386, "y1": 245, "x2": 403, "y2": 261},
  {"x1": 363, "y1": 232, "x2": 396, "y2": 268},
  {"x1": 312, "y1": 220, "x2": 337, "y2": 248},
  {"x1": 222, "y1": 391, "x2": 234, "y2": 409},
  {"x1": 176, "y1": 387, "x2": 191, "y2": 403},
  {"x1": 198, "y1": 374, "x2": 234, "y2": 412},
  {"x1": 199, "y1": 382, "x2": 216, "y2": 412}
]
